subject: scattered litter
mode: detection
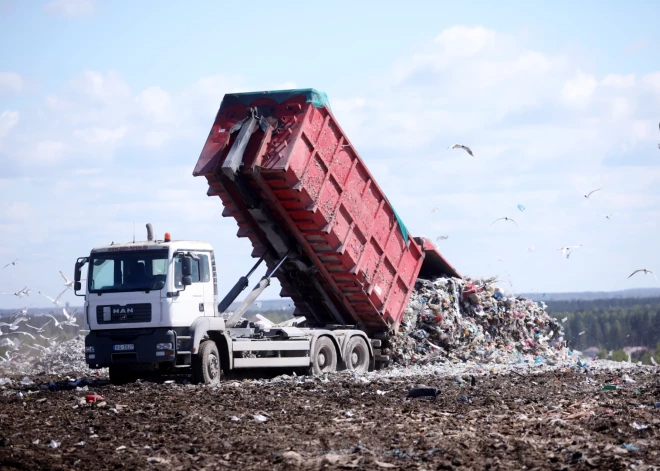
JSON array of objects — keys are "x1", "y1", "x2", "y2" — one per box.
[
  {"x1": 32, "y1": 439, "x2": 40, "y2": 445},
  {"x1": 116, "y1": 445, "x2": 127, "y2": 451},
  {"x1": 85, "y1": 394, "x2": 104, "y2": 404},
  {"x1": 632, "y1": 422, "x2": 648, "y2": 430},
  {"x1": 602, "y1": 385, "x2": 616, "y2": 391},
  {"x1": 230, "y1": 416, "x2": 241, "y2": 422},
  {"x1": 407, "y1": 385, "x2": 439, "y2": 399},
  {"x1": 253, "y1": 414, "x2": 268, "y2": 423},
  {"x1": 621, "y1": 374, "x2": 636, "y2": 384},
  {"x1": 622, "y1": 444, "x2": 640, "y2": 451},
  {"x1": 18, "y1": 377, "x2": 34, "y2": 386},
  {"x1": 49, "y1": 440, "x2": 61, "y2": 449}
]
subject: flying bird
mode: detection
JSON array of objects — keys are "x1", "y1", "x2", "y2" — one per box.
[
  {"x1": 0, "y1": 317, "x2": 28, "y2": 331},
  {"x1": 527, "y1": 246, "x2": 536, "y2": 252},
  {"x1": 59, "y1": 271, "x2": 75, "y2": 288},
  {"x1": 447, "y1": 144, "x2": 474, "y2": 157},
  {"x1": 601, "y1": 213, "x2": 618, "y2": 220},
  {"x1": 24, "y1": 320, "x2": 52, "y2": 333},
  {"x1": 490, "y1": 217, "x2": 518, "y2": 227},
  {"x1": 2, "y1": 259, "x2": 18, "y2": 269},
  {"x1": 577, "y1": 187, "x2": 602, "y2": 199},
  {"x1": 436, "y1": 235, "x2": 449, "y2": 241},
  {"x1": 38, "y1": 288, "x2": 68, "y2": 306},
  {"x1": 431, "y1": 207, "x2": 439, "y2": 213},
  {"x1": 9, "y1": 331, "x2": 35, "y2": 340},
  {"x1": 1, "y1": 287, "x2": 30, "y2": 298},
  {"x1": 558, "y1": 245, "x2": 582, "y2": 258},
  {"x1": 627, "y1": 268, "x2": 659, "y2": 285}
]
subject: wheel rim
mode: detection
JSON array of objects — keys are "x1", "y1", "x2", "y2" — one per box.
[
  {"x1": 207, "y1": 352, "x2": 220, "y2": 380},
  {"x1": 347, "y1": 341, "x2": 368, "y2": 371},
  {"x1": 317, "y1": 346, "x2": 333, "y2": 372}
]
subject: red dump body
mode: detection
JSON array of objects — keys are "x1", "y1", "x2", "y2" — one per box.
[{"x1": 193, "y1": 89, "x2": 460, "y2": 336}]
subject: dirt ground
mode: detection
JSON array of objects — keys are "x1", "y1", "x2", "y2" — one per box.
[{"x1": 1, "y1": 369, "x2": 658, "y2": 470}]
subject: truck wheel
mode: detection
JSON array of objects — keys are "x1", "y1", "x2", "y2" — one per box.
[
  {"x1": 312, "y1": 337, "x2": 337, "y2": 376},
  {"x1": 343, "y1": 336, "x2": 370, "y2": 373},
  {"x1": 192, "y1": 340, "x2": 222, "y2": 385}
]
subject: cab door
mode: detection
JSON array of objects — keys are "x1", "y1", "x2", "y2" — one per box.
[{"x1": 170, "y1": 252, "x2": 205, "y2": 325}]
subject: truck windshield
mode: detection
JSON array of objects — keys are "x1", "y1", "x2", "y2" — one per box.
[{"x1": 88, "y1": 249, "x2": 169, "y2": 293}]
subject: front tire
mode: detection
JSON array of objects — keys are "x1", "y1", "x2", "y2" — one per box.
[{"x1": 192, "y1": 340, "x2": 222, "y2": 385}]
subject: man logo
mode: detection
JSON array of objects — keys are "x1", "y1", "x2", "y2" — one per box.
[{"x1": 113, "y1": 308, "x2": 134, "y2": 314}]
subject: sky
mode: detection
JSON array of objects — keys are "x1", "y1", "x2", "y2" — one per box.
[{"x1": 1, "y1": 0, "x2": 660, "y2": 309}]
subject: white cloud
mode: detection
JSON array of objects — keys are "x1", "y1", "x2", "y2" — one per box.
[
  {"x1": 0, "y1": 72, "x2": 23, "y2": 96},
  {"x1": 601, "y1": 73, "x2": 636, "y2": 88},
  {"x1": 135, "y1": 86, "x2": 175, "y2": 124},
  {"x1": 73, "y1": 126, "x2": 127, "y2": 145},
  {"x1": 0, "y1": 110, "x2": 19, "y2": 140},
  {"x1": 561, "y1": 70, "x2": 598, "y2": 108},
  {"x1": 33, "y1": 140, "x2": 67, "y2": 164},
  {"x1": 44, "y1": 0, "x2": 95, "y2": 17}
]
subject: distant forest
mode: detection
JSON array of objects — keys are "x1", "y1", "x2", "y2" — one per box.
[{"x1": 544, "y1": 297, "x2": 660, "y2": 353}]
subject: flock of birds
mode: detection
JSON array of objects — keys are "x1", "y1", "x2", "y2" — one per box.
[
  {"x1": 0, "y1": 260, "x2": 84, "y2": 364},
  {"x1": 445, "y1": 136, "x2": 659, "y2": 288}
]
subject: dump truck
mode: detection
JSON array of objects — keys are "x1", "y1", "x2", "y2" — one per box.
[{"x1": 76, "y1": 88, "x2": 460, "y2": 384}]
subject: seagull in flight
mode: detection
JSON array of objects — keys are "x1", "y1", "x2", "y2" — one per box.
[
  {"x1": 448, "y1": 144, "x2": 474, "y2": 157},
  {"x1": 0, "y1": 317, "x2": 28, "y2": 331},
  {"x1": 601, "y1": 213, "x2": 618, "y2": 220},
  {"x1": 490, "y1": 217, "x2": 518, "y2": 227},
  {"x1": 24, "y1": 320, "x2": 52, "y2": 333},
  {"x1": 9, "y1": 331, "x2": 35, "y2": 340},
  {"x1": 1, "y1": 287, "x2": 30, "y2": 298},
  {"x1": 2, "y1": 259, "x2": 19, "y2": 269},
  {"x1": 38, "y1": 288, "x2": 68, "y2": 306},
  {"x1": 627, "y1": 268, "x2": 659, "y2": 285},
  {"x1": 436, "y1": 235, "x2": 449, "y2": 241},
  {"x1": 430, "y1": 207, "x2": 439, "y2": 213},
  {"x1": 559, "y1": 245, "x2": 582, "y2": 258},
  {"x1": 46, "y1": 308, "x2": 78, "y2": 329},
  {"x1": 59, "y1": 271, "x2": 75, "y2": 288},
  {"x1": 577, "y1": 187, "x2": 602, "y2": 199}
]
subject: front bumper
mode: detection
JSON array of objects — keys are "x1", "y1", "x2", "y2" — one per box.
[{"x1": 85, "y1": 328, "x2": 176, "y2": 368}]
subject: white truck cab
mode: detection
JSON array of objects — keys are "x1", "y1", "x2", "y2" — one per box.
[{"x1": 75, "y1": 225, "x2": 375, "y2": 384}]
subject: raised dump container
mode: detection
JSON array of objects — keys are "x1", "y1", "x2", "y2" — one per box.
[{"x1": 193, "y1": 89, "x2": 460, "y2": 337}]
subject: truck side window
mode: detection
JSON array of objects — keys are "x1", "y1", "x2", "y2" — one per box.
[
  {"x1": 199, "y1": 254, "x2": 210, "y2": 282},
  {"x1": 174, "y1": 254, "x2": 204, "y2": 287}
]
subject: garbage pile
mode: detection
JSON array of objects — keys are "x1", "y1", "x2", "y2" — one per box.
[
  {"x1": 0, "y1": 335, "x2": 90, "y2": 377},
  {"x1": 386, "y1": 277, "x2": 565, "y2": 366}
]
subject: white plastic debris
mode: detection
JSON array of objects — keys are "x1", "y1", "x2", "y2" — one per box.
[
  {"x1": 49, "y1": 440, "x2": 61, "y2": 449},
  {"x1": 253, "y1": 414, "x2": 268, "y2": 423},
  {"x1": 632, "y1": 422, "x2": 648, "y2": 430}
]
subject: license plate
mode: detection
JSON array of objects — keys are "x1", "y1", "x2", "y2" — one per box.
[{"x1": 113, "y1": 344, "x2": 134, "y2": 351}]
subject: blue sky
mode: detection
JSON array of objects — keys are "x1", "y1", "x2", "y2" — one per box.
[{"x1": 1, "y1": 0, "x2": 660, "y2": 309}]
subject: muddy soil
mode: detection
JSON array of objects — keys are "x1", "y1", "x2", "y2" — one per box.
[{"x1": 1, "y1": 370, "x2": 658, "y2": 470}]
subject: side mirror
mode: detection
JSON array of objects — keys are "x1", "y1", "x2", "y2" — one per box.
[
  {"x1": 182, "y1": 256, "x2": 193, "y2": 286},
  {"x1": 74, "y1": 257, "x2": 88, "y2": 293}
]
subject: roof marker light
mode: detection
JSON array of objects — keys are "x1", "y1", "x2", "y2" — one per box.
[{"x1": 164, "y1": 232, "x2": 171, "y2": 242}]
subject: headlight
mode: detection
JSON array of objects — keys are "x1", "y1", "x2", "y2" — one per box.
[
  {"x1": 156, "y1": 343, "x2": 173, "y2": 350},
  {"x1": 85, "y1": 346, "x2": 95, "y2": 353}
]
